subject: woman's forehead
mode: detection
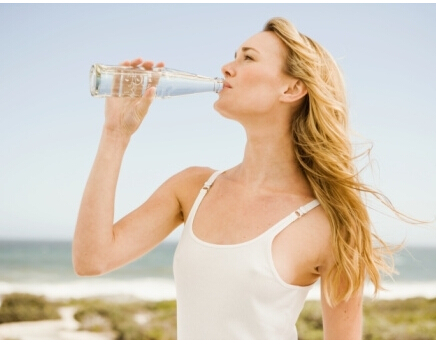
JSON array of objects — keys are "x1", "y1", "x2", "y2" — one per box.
[{"x1": 238, "y1": 31, "x2": 286, "y2": 58}]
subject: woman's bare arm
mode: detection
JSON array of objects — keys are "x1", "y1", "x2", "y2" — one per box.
[
  {"x1": 72, "y1": 58, "x2": 185, "y2": 276},
  {"x1": 72, "y1": 128, "x2": 187, "y2": 276},
  {"x1": 320, "y1": 269, "x2": 363, "y2": 339}
]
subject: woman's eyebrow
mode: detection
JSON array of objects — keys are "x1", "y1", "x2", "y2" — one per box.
[{"x1": 234, "y1": 47, "x2": 260, "y2": 58}]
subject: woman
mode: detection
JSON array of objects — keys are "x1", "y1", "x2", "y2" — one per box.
[{"x1": 73, "y1": 17, "x2": 395, "y2": 339}]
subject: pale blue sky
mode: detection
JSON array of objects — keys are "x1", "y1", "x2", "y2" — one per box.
[{"x1": 0, "y1": 4, "x2": 435, "y2": 247}]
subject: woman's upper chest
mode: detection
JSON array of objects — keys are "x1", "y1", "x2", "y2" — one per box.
[{"x1": 190, "y1": 176, "x2": 315, "y2": 245}]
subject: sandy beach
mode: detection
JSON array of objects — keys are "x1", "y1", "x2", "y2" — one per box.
[{"x1": 0, "y1": 306, "x2": 114, "y2": 340}]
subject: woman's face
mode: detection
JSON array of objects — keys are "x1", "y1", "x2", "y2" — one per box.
[{"x1": 214, "y1": 31, "x2": 292, "y2": 122}]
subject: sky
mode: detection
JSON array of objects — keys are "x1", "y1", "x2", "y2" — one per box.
[{"x1": 0, "y1": 3, "x2": 435, "y2": 247}]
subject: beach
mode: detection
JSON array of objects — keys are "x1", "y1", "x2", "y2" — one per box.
[
  {"x1": 0, "y1": 306, "x2": 114, "y2": 340},
  {"x1": 1, "y1": 240, "x2": 435, "y2": 339}
]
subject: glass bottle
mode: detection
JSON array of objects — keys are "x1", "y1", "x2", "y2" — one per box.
[{"x1": 89, "y1": 64, "x2": 224, "y2": 99}]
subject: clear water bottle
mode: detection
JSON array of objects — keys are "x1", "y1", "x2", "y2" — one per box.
[{"x1": 90, "y1": 64, "x2": 224, "y2": 99}]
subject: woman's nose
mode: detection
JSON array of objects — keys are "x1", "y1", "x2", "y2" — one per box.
[{"x1": 221, "y1": 61, "x2": 235, "y2": 77}]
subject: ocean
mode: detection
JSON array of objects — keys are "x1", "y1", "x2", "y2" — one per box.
[{"x1": 0, "y1": 240, "x2": 435, "y2": 302}]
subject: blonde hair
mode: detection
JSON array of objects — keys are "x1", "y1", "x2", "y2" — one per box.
[{"x1": 264, "y1": 17, "x2": 398, "y2": 306}]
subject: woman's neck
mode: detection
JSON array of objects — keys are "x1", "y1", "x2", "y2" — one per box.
[{"x1": 228, "y1": 126, "x2": 312, "y2": 196}]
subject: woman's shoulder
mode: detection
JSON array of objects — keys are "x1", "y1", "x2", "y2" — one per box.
[
  {"x1": 153, "y1": 166, "x2": 217, "y2": 200},
  {"x1": 307, "y1": 205, "x2": 338, "y2": 274},
  {"x1": 168, "y1": 166, "x2": 217, "y2": 196},
  {"x1": 174, "y1": 166, "x2": 217, "y2": 184},
  {"x1": 167, "y1": 166, "x2": 217, "y2": 221},
  {"x1": 293, "y1": 201, "x2": 332, "y2": 268}
]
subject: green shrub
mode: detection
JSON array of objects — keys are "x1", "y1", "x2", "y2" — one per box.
[
  {"x1": 296, "y1": 300, "x2": 324, "y2": 339},
  {"x1": 0, "y1": 293, "x2": 60, "y2": 324},
  {"x1": 296, "y1": 297, "x2": 436, "y2": 340},
  {"x1": 363, "y1": 297, "x2": 436, "y2": 339},
  {"x1": 72, "y1": 298, "x2": 177, "y2": 340}
]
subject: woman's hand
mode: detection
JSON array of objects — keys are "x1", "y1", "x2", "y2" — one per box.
[{"x1": 104, "y1": 58, "x2": 165, "y2": 138}]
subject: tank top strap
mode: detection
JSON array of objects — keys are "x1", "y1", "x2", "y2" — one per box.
[
  {"x1": 202, "y1": 169, "x2": 224, "y2": 191},
  {"x1": 268, "y1": 199, "x2": 321, "y2": 237},
  {"x1": 185, "y1": 170, "x2": 224, "y2": 226}
]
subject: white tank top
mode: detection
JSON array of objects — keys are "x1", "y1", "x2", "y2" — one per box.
[{"x1": 173, "y1": 170, "x2": 320, "y2": 339}]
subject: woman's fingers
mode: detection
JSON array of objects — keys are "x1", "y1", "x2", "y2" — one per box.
[
  {"x1": 119, "y1": 58, "x2": 165, "y2": 70},
  {"x1": 121, "y1": 58, "x2": 144, "y2": 67},
  {"x1": 105, "y1": 58, "x2": 166, "y2": 136}
]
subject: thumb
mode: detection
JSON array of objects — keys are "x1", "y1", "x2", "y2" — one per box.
[{"x1": 136, "y1": 86, "x2": 156, "y2": 117}]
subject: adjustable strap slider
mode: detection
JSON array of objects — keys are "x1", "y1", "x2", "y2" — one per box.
[
  {"x1": 202, "y1": 182, "x2": 212, "y2": 191},
  {"x1": 295, "y1": 207, "x2": 305, "y2": 218}
]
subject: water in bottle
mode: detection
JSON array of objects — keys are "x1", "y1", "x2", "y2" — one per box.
[{"x1": 90, "y1": 64, "x2": 224, "y2": 99}]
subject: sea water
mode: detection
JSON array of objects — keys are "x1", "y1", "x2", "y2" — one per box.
[{"x1": 0, "y1": 240, "x2": 435, "y2": 301}]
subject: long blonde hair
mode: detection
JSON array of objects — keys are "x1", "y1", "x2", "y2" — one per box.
[{"x1": 264, "y1": 17, "x2": 398, "y2": 306}]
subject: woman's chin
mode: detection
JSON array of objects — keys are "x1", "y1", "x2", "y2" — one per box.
[
  {"x1": 213, "y1": 102, "x2": 232, "y2": 119},
  {"x1": 213, "y1": 100, "x2": 226, "y2": 116}
]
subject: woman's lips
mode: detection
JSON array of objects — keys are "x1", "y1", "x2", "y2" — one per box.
[{"x1": 223, "y1": 81, "x2": 232, "y2": 88}]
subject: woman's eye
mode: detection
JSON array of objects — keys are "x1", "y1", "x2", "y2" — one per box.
[{"x1": 244, "y1": 55, "x2": 253, "y2": 61}]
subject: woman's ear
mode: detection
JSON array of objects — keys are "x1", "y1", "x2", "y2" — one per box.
[{"x1": 280, "y1": 79, "x2": 307, "y2": 103}]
